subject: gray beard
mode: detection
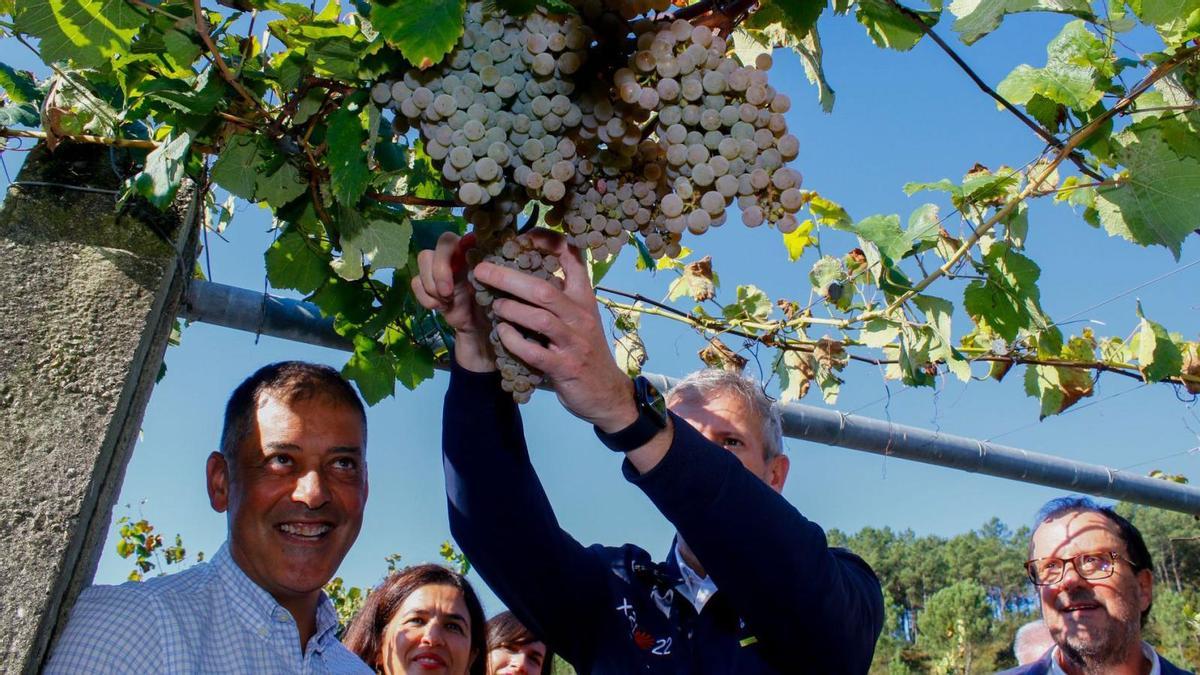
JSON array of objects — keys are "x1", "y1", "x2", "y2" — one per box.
[{"x1": 1057, "y1": 620, "x2": 1141, "y2": 671}]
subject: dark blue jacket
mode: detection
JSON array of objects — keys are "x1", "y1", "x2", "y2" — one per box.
[
  {"x1": 998, "y1": 648, "x2": 1195, "y2": 674},
  {"x1": 442, "y1": 364, "x2": 884, "y2": 674}
]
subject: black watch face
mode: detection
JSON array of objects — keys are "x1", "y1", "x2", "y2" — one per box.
[{"x1": 637, "y1": 376, "x2": 669, "y2": 427}]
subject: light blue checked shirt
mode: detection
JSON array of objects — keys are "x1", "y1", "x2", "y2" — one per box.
[{"x1": 46, "y1": 542, "x2": 372, "y2": 674}]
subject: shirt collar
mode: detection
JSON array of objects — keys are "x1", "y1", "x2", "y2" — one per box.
[
  {"x1": 213, "y1": 542, "x2": 341, "y2": 652},
  {"x1": 1048, "y1": 642, "x2": 1161, "y2": 675},
  {"x1": 673, "y1": 541, "x2": 719, "y2": 614}
]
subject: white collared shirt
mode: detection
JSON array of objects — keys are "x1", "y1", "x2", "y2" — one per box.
[
  {"x1": 675, "y1": 541, "x2": 720, "y2": 614},
  {"x1": 1048, "y1": 641, "x2": 1162, "y2": 675}
]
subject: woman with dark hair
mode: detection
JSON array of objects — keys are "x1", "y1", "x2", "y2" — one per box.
[
  {"x1": 344, "y1": 564, "x2": 487, "y2": 675},
  {"x1": 485, "y1": 611, "x2": 554, "y2": 675}
]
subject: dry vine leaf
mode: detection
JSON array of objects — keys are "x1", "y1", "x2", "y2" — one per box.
[
  {"x1": 698, "y1": 338, "x2": 747, "y2": 371},
  {"x1": 668, "y1": 255, "x2": 717, "y2": 302},
  {"x1": 1183, "y1": 343, "x2": 1200, "y2": 395}
]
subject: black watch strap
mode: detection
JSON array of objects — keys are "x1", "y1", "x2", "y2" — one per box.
[{"x1": 594, "y1": 376, "x2": 668, "y2": 453}]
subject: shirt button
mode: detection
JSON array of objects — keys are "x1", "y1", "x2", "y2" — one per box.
[{"x1": 258, "y1": 626, "x2": 269, "y2": 637}]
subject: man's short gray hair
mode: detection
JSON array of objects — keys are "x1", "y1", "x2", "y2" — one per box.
[{"x1": 666, "y1": 369, "x2": 784, "y2": 460}]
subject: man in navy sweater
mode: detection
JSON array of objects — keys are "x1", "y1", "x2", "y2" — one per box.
[{"x1": 412, "y1": 230, "x2": 884, "y2": 674}]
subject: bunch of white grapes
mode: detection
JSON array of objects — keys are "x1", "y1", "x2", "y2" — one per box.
[
  {"x1": 466, "y1": 231, "x2": 563, "y2": 403},
  {"x1": 372, "y1": 0, "x2": 806, "y2": 400}
]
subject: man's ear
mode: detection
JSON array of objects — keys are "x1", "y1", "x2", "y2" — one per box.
[
  {"x1": 1137, "y1": 567, "x2": 1153, "y2": 614},
  {"x1": 767, "y1": 454, "x2": 790, "y2": 494},
  {"x1": 206, "y1": 451, "x2": 230, "y2": 513}
]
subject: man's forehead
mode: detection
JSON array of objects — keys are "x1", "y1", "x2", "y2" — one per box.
[{"x1": 1032, "y1": 510, "x2": 1124, "y2": 556}]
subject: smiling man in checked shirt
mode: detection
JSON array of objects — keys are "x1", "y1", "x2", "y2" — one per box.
[{"x1": 46, "y1": 362, "x2": 373, "y2": 674}]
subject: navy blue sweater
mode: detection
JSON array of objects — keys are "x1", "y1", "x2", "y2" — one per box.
[{"x1": 443, "y1": 364, "x2": 884, "y2": 673}]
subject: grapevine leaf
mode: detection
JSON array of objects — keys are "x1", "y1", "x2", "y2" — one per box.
[
  {"x1": 15, "y1": 0, "x2": 143, "y2": 68},
  {"x1": 860, "y1": 318, "x2": 901, "y2": 348},
  {"x1": 266, "y1": 229, "x2": 331, "y2": 294},
  {"x1": 333, "y1": 216, "x2": 413, "y2": 281},
  {"x1": 807, "y1": 192, "x2": 853, "y2": 228},
  {"x1": 537, "y1": 0, "x2": 577, "y2": 13},
  {"x1": 0, "y1": 62, "x2": 40, "y2": 103},
  {"x1": 782, "y1": 219, "x2": 817, "y2": 261},
  {"x1": 1127, "y1": 0, "x2": 1200, "y2": 45},
  {"x1": 698, "y1": 338, "x2": 748, "y2": 371},
  {"x1": 722, "y1": 285, "x2": 772, "y2": 324},
  {"x1": 850, "y1": 214, "x2": 911, "y2": 261},
  {"x1": 667, "y1": 257, "x2": 717, "y2": 302},
  {"x1": 896, "y1": 325, "x2": 937, "y2": 387},
  {"x1": 311, "y1": 276, "x2": 377, "y2": 326},
  {"x1": 1095, "y1": 125, "x2": 1200, "y2": 259},
  {"x1": 131, "y1": 132, "x2": 191, "y2": 210},
  {"x1": 913, "y1": 295, "x2": 971, "y2": 381},
  {"x1": 1133, "y1": 302, "x2": 1183, "y2": 382},
  {"x1": 614, "y1": 331, "x2": 647, "y2": 377},
  {"x1": 372, "y1": 0, "x2": 465, "y2": 69},
  {"x1": 589, "y1": 246, "x2": 621, "y2": 285},
  {"x1": 257, "y1": 160, "x2": 308, "y2": 209},
  {"x1": 1181, "y1": 342, "x2": 1200, "y2": 394},
  {"x1": 775, "y1": 349, "x2": 814, "y2": 402},
  {"x1": 962, "y1": 242, "x2": 1057, "y2": 346},
  {"x1": 343, "y1": 335, "x2": 397, "y2": 405},
  {"x1": 907, "y1": 203, "x2": 941, "y2": 251},
  {"x1": 793, "y1": 27, "x2": 836, "y2": 113},
  {"x1": 772, "y1": 0, "x2": 825, "y2": 34},
  {"x1": 1024, "y1": 334, "x2": 1095, "y2": 417},
  {"x1": 388, "y1": 331, "x2": 436, "y2": 391},
  {"x1": 326, "y1": 106, "x2": 371, "y2": 206},
  {"x1": 995, "y1": 21, "x2": 1107, "y2": 112},
  {"x1": 948, "y1": 0, "x2": 1092, "y2": 45},
  {"x1": 814, "y1": 339, "x2": 847, "y2": 403},
  {"x1": 859, "y1": 239, "x2": 913, "y2": 296},
  {"x1": 809, "y1": 256, "x2": 848, "y2": 306},
  {"x1": 855, "y1": 0, "x2": 940, "y2": 51},
  {"x1": 211, "y1": 134, "x2": 264, "y2": 200},
  {"x1": 732, "y1": 29, "x2": 773, "y2": 69},
  {"x1": 0, "y1": 101, "x2": 40, "y2": 127}
]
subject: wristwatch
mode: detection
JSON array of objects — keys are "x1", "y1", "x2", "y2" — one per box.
[{"x1": 594, "y1": 375, "x2": 669, "y2": 452}]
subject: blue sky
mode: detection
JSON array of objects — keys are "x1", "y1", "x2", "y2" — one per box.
[{"x1": 2, "y1": 5, "x2": 1197, "y2": 615}]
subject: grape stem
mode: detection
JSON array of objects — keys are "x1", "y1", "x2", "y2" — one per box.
[
  {"x1": 671, "y1": 0, "x2": 760, "y2": 35},
  {"x1": 366, "y1": 191, "x2": 462, "y2": 208},
  {"x1": 193, "y1": 0, "x2": 266, "y2": 113}
]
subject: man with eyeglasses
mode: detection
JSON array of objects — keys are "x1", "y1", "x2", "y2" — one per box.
[{"x1": 1000, "y1": 496, "x2": 1194, "y2": 675}]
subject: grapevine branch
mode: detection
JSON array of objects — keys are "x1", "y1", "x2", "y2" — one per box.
[
  {"x1": 885, "y1": 0, "x2": 1107, "y2": 183},
  {"x1": 858, "y1": 43, "x2": 1200, "y2": 324},
  {"x1": 598, "y1": 294, "x2": 1200, "y2": 386},
  {"x1": 367, "y1": 191, "x2": 462, "y2": 208},
  {"x1": 193, "y1": 0, "x2": 265, "y2": 113}
]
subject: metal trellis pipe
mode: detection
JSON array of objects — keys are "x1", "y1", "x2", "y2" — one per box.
[{"x1": 181, "y1": 279, "x2": 1200, "y2": 517}]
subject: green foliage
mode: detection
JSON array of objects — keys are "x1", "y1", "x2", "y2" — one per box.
[
  {"x1": 372, "y1": 0, "x2": 466, "y2": 69},
  {"x1": 15, "y1": 0, "x2": 142, "y2": 68},
  {"x1": 948, "y1": 0, "x2": 1093, "y2": 45},
  {"x1": 918, "y1": 580, "x2": 994, "y2": 672},
  {"x1": 996, "y1": 21, "x2": 1110, "y2": 113},
  {"x1": 1, "y1": 0, "x2": 1197, "y2": 413},
  {"x1": 115, "y1": 508, "x2": 201, "y2": 582},
  {"x1": 1095, "y1": 124, "x2": 1200, "y2": 259}
]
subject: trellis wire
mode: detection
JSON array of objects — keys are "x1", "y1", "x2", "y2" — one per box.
[{"x1": 181, "y1": 279, "x2": 1200, "y2": 516}]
